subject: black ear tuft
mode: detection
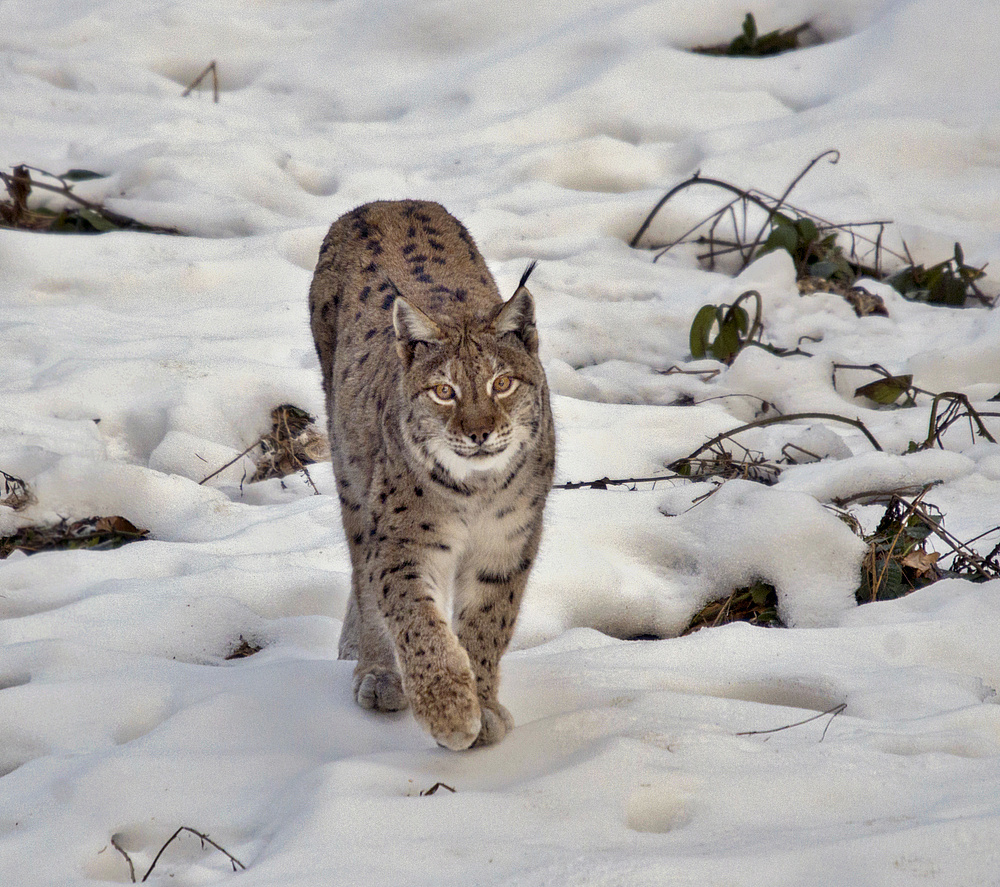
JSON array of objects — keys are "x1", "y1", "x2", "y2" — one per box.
[
  {"x1": 494, "y1": 279, "x2": 538, "y2": 355},
  {"x1": 518, "y1": 260, "x2": 537, "y2": 290}
]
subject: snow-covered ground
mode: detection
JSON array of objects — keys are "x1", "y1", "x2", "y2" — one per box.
[{"x1": 3, "y1": 0, "x2": 1000, "y2": 883}]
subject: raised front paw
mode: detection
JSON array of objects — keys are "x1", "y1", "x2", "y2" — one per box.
[
  {"x1": 409, "y1": 665, "x2": 482, "y2": 751},
  {"x1": 474, "y1": 701, "x2": 514, "y2": 747},
  {"x1": 353, "y1": 665, "x2": 407, "y2": 712}
]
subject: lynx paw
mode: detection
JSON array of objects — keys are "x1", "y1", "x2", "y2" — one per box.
[
  {"x1": 353, "y1": 666, "x2": 407, "y2": 712},
  {"x1": 411, "y1": 669, "x2": 482, "y2": 751},
  {"x1": 474, "y1": 702, "x2": 514, "y2": 747}
]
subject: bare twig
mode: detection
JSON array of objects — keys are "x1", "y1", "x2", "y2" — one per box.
[
  {"x1": 744, "y1": 149, "x2": 840, "y2": 260},
  {"x1": 658, "y1": 365, "x2": 721, "y2": 381},
  {"x1": 555, "y1": 411, "x2": 882, "y2": 492},
  {"x1": 630, "y1": 154, "x2": 910, "y2": 285},
  {"x1": 182, "y1": 61, "x2": 219, "y2": 102},
  {"x1": 141, "y1": 827, "x2": 245, "y2": 882},
  {"x1": 420, "y1": 782, "x2": 457, "y2": 796},
  {"x1": 922, "y1": 392, "x2": 998, "y2": 448},
  {"x1": 111, "y1": 835, "x2": 136, "y2": 883},
  {"x1": 630, "y1": 171, "x2": 779, "y2": 251},
  {"x1": 198, "y1": 441, "x2": 259, "y2": 485},
  {"x1": 671, "y1": 411, "x2": 884, "y2": 470},
  {"x1": 737, "y1": 702, "x2": 846, "y2": 742}
]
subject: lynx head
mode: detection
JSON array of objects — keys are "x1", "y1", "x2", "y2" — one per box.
[{"x1": 392, "y1": 268, "x2": 545, "y2": 483}]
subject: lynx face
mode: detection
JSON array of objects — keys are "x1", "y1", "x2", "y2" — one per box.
[{"x1": 393, "y1": 286, "x2": 544, "y2": 484}]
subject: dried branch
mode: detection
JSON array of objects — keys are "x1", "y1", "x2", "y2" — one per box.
[
  {"x1": 630, "y1": 152, "x2": 909, "y2": 282},
  {"x1": 0, "y1": 165, "x2": 181, "y2": 234},
  {"x1": 111, "y1": 835, "x2": 136, "y2": 883},
  {"x1": 198, "y1": 441, "x2": 260, "y2": 485},
  {"x1": 744, "y1": 149, "x2": 840, "y2": 259},
  {"x1": 671, "y1": 411, "x2": 883, "y2": 471},
  {"x1": 630, "y1": 171, "x2": 778, "y2": 250},
  {"x1": 182, "y1": 61, "x2": 219, "y2": 102},
  {"x1": 554, "y1": 474, "x2": 679, "y2": 491},
  {"x1": 141, "y1": 827, "x2": 245, "y2": 882},
  {"x1": 736, "y1": 702, "x2": 846, "y2": 742}
]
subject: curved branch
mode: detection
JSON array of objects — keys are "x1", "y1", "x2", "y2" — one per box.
[
  {"x1": 672, "y1": 411, "x2": 883, "y2": 467},
  {"x1": 744, "y1": 149, "x2": 840, "y2": 260},
  {"x1": 630, "y1": 173, "x2": 778, "y2": 249}
]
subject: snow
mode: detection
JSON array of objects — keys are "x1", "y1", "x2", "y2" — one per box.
[{"x1": 2, "y1": 0, "x2": 1000, "y2": 883}]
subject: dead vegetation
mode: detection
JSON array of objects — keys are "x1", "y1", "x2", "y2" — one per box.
[
  {"x1": 199, "y1": 404, "x2": 329, "y2": 491},
  {"x1": 1, "y1": 405, "x2": 329, "y2": 559},
  {"x1": 684, "y1": 580, "x2": 781, "y2": 634},
  {"x1": 631, "y1": 150, "x2": 994, "y2": 308},
  {"x1": 0, "y1": 514, "x2": 148, "y2": 559},
  {"x1": 224, "y1": 635, "x2": 264, "y2": 660},
  {"x1": 0, "y1": 164, "x2": 181, "y2": 235},
  {"x1": 692, "y1": 13, "x2": 819, "y2": 58},
  {"x1": 558, "y1": 360, "x2": 1000, "y2": 634}
]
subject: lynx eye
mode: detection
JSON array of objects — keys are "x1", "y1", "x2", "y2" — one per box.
[
  {"x1": 428, "y1": 382, "x2": 456, "y2": 404},
  {"x1": 491, "y1": 374, "x2": 517, "y2": 397}
]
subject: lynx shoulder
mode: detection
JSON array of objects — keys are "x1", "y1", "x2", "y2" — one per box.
[{"x1": 309, "y1": 200, "x2": 554, "y2": 749}]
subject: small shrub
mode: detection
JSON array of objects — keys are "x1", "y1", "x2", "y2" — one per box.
[
  {"x1": 693, "y1": 13, "x2": 812, "y2": 57},
  {"x1": 688, "y1": 290, "x2": 761, "y2": 364}
]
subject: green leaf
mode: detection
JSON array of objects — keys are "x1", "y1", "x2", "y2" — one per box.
[
  {"x1": 689, "y1": 304, "x2": 718, "y2": 359},
  {"x1": 903, "y1": 521, "x2": 932, "y2": 542},
  {"x1": 749, "y1": 581, "x2": 775, "y2": 606},
  {"x1": 795, "y1": 217, "x2": 819, "y2": 245},
  {"x1": 809, "y1": 260, "x2": 839, "y2": 279},
  {"x1": 927, "y1": 274, "x2": 967, "y2": 306},
  {"x1": 854, "y1": 374, "x2": 913, "y2": 405},
  {"x1": 76, "y1": 208, "x2": 120, "y2": 232},
  {"x1": 878, "y1": 559, "x2": 906, "y2": 600},
  {"x1": 760, "y1": 223, "x2": 799, "y2": 257},
  {"x1": 886, "y1": 266, "x2": 921, "y2": 294},
  {"x1": 61, "y1": 169, "x2": 108, "y2": 182},
  {"x1": 723, "y1": 303, "x2": 750, "y2": 334},
  {"x1": 711, "y1": 316, "x2": 742, "y2": 362}
]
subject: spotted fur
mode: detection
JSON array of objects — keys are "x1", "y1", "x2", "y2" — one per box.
[{"x1": 309, "y1": 200, "x2": 554, "y2": 749}]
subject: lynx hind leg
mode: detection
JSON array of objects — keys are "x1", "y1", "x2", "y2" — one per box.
[
  {"x1": 337, "y1": 591, "x2": 360, "y2": 660},
  {"x1": 354, "y1": 665, "x2": 406, "y2": 712},
  {"x1": 348, "y1": 579, "x2": 407, "y2": 712}
]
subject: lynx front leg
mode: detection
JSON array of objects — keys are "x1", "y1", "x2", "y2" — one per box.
[
  {"x1": 374, "y1": 566, "x2": 482, "y2": 749},
  {"x1": 456, "y1": 567, "x2": 530, "y2": 747}
]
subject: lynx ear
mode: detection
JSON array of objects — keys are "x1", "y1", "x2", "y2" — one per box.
[
  {"x1": 494, "y1": 263, "x2": 538, "y2": 354},
  {"x1": 393, "y1": 297, "x2": 443, "y2": 366}
]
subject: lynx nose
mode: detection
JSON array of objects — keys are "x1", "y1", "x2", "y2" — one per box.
[{"x1": 462, "y1": 414, "x2": 495, "y2": 445}]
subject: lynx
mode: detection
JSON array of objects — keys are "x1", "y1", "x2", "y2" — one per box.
[{"x1": 309, "y1": 200, "x2": 555, "y2": 749}]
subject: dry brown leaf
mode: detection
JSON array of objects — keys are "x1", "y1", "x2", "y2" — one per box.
[{"x1": 900, "y1": 548, "x2": 940, "y2": 577}]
